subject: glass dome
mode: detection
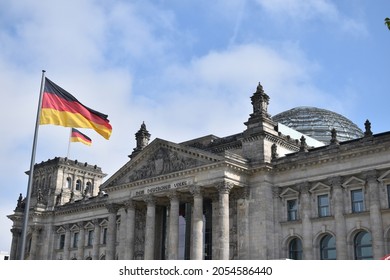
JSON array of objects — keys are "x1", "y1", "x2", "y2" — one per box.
[{"x1": 272, "y1": 106, "x2": 364, "y2": 144}]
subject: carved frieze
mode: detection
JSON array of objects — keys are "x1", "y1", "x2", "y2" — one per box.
[{"x1": 128, "y1": 147, "x2": 203, "y2": 182}]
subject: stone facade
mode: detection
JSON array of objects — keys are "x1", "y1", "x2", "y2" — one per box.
[{"x1": 8, "y1": 83, "x2": 390, "y2": 260}]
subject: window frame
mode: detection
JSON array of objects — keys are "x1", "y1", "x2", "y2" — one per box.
[
  {"x1": 320, "y1": 234, "x2": 336, "y2": 260},
  {"x1": 287, "y1": 199, "x2": 298, "y2": 221},
  {"x1": 351, "y1": 189, "x2": 364, "y2": 213},
  {"x1": 354, "y1": 231, "x2": 373, "y2": 260},
  {"x1": 288, "y1": 238, "x2": 303, "y2": 260},
  {"x1": 59, "y1": 234, "x2": 65, "y2": 250},
  {"x1": 72, "y1": 232, "x2": 79, "y2": 248},
  {"x1": 317, "y1": 194, "x2": 330, "y2": 217}
]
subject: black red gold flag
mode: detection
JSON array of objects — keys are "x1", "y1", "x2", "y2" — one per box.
[
  {"x1": 40, "y1": 78, "x2": 112, "y2": 139},
  {"x1": 70, "y1": 128, "x2": 92, "y2": 146}
]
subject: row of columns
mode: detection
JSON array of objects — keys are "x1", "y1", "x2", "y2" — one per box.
[{"x1": 104, "y1": 182, "x2": 235, "y2": 260}]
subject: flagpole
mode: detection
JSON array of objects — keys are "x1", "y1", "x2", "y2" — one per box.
[
  {"x1": 66, "y1": 128, "x2": 72, "y2": 159},
  {"x1": 19, "y1": 70, "x2": 46, "y2": 260}
]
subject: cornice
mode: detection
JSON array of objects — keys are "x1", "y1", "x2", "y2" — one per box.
[{"x1": 273, "y1": 137, "x2": 390, "y2": 172}]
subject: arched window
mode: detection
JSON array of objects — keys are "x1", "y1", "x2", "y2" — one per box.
[
  {"x1": 66, "y1": 177, "x2": 72, "y2": 189},
  {"x1": 288, "y1": 238, "x2": 302, "y2": 260},
  {"x1": 76, "y1": 179, "x2": 82, "y2": 191},
  {"x1": 354, "y1": 231, "x2": 373, "y2": 260},
  {"x1": 320, "y1": 234, "x2": 336, "y2": 260}
]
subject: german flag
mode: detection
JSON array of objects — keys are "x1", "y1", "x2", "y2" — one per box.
[
  {"x1": 40, "y1": 78, "x2": 112, "y2": 139},
  {"x1": 70, "y1": 128, "x2": 92, "y2": 146}
]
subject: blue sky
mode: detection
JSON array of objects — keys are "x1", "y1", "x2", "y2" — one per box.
[{"x1": 1, "y1": 0, "x2": 390, "y2": 253}]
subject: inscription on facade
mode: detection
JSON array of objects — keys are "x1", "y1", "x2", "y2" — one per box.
[{"x1": 131, "y1": 179, "x2": 192, "y2": 197}]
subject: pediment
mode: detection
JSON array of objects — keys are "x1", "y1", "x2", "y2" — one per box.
[
  {"x1": 84, "y1": 222, "x2": 94, "y2": 230},
  {"x1": 56, "y1": 226, "x2": 66, "y2": 234},
  {"x1": 70, "y1": 224, "x2": 79, "y2": 232},
  {"x1": 309, "y1": 182, "x2": 331, "y2": 194},
  {"x1": 342, "y1": 176, "x2": 365, "y2": 188},
  {"x1": 280, "y1": 187, "x2": 299, "y2": 198},
  {"x1": 103, "y1": 139, "x2": 224, "y2": 188}
]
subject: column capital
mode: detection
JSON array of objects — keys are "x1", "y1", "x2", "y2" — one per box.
[
  {"x1": 217, "y1": 181, "x2": 234, "y2": 194},
  {"x1": 10, "y1": 228, "x2": 22, "y2": 235},
  {"x1": 364, "y1": 170, "x2": 378, "y2": 184},
  {"x1": 124, "y1": 199, "x2": 135, "y2": 210},
  {"x1": 231, "y1": 187, "x2": 249, "y2": 200},
  {"x1": 168, "y1": 190, "x2": 180, "y2": 201},
  {"x1": 31, "y1": 225, "x2": 43, "y2": 233},
  {"x1": 106, "y1": 203, "x2": 122, "y2": 214},
  {"x1": 297, "y1": 182, "x2": 310, "y2": 193},
  {"x1": 190, "y1": 186, "x2": 203, "y2": 198},
  {"x1": 143, "y1": 195, "x2": 156, "y2": 206},
  {"x1": 328, "y1": 176, "x2": 342, "y2": 188},
  {"x1": 77, "y1": 221, "x2": 85, "y2": 229}
]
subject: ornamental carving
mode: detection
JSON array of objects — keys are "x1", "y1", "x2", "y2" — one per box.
[{"x1": 128, "y1": 147, "x2": 202, "y2": 182}]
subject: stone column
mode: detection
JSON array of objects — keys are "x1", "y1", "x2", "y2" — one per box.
[
  {"x1": 10, "y1": 228, "x2": 21, "y2": 260},
  {"x1": 106, "y1": 204, "x2": 121, "y2": 260},
  {"x1": 300, "y1": 183, "x2": 313, "y2": 259},
  {"x1": 218, "y1": 182, "x2": 233, "y2": 260},
  {"x1": 124, "y1": 200, "x2": 136, "y2": 260},
  {"x1": 29, "y1": 225, "x2": 41, "y2": 260},
  {"x1": 77, "y1": 222, "x2": 85, "y2": 259},
  {"x1": 92, "y1": 219, "x2": 101, "y2": 260},
  {"x1": 144, "y1": 195, "x2": 156, "y2": 260},
  {"x1": 191, "y1": 186, "x2": 203, "y2": 260},
  {"x1": 64, "y1": 224, "x2": 71, "y2": 260},
  {"x1": 366, "y1": 171, "x2": 385, "y2": 259},
  {"x1": 330, "y1": 177, "x2": 347, "y2": 259},
  {"x1": 168, "y1": 191, "x2": 180, "y2": 259}
]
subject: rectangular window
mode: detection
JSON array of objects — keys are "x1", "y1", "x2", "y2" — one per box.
[
  {"x1": 73, "y1": 232, "x2": 79, "y2": 248},
  {"x1": 87, "y1": 230, "x2": 94, "y2": 246},
  {"x1": 318, "y1": 194, "x2": 329, "y2": 217},
  {"x1": 59, "y1": 234, "x2": 65, "y2": 250},
  {"x1": 387, "y1": 185, "x2": 390, "y2": 208},
  {"x1": 287, "y1": 199, "x2": 298, "y2": 221},
  {"x1": 351, "y1": 189, "x2": 364, "y2": 213},
  {"x1": 102, "y1": 228, "x2": 107, "y2": 245}
]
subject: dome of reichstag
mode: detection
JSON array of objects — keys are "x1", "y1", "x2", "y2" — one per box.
[{"x1": 272, "y1": 106, "x2": 364, "y2": 144}]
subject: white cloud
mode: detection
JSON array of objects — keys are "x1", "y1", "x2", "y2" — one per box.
[{"x1": 255, "y1": 0, "x2": 367, "y2": 36}]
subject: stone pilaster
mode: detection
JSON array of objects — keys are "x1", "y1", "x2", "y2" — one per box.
[
  {"x1": 299, "y1": 182, "x2": 313, "y2": 259},
  {"x1": 144, "y1": 195, "x2": 156, "y2": 260},
  {"x1": 10, "y1": 228, "x2": 21, "y2": 260},
  {"x1": 190, "y1": 186, "x2": 203, "y2": 260},
  {"x1": 29, "y1": 225, "x2": 42, "y2": 260},
  {"x1": 365, "y1": 171, "x2": 385, "y2": 259},
  {"x1": 329, "y1": 177, "x2": 347, "y2": 259},
  {"x1": 236, "y1": 187, "x2": 249, "y2": 260},
  {"x1": 64, "y1": 224, "x2": 71, "y2": 260},
  {"x1": 217, "y1": 182, "x2": 234, "y2": 260},
  {"x1": 92, "y1": 219, "x2": 101, "y2": 260},
  {"x1": 106, "y1": 203, "x2": 121, "y2": 260},
  {"x1": 77, "y1": 222, "x2": 85, "y2": 260}
]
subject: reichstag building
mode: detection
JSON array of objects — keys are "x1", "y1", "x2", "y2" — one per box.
[{"x1": 8, "y1": 83, "x2": 390, "y2": 260}]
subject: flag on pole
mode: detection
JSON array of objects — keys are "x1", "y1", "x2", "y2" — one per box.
[
  {"x1": 40, "y1": 78, "x2": 112, "y2": 139},
  {"x1": 70, "y1": 128, "x2": 92, "y2": 146}
]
